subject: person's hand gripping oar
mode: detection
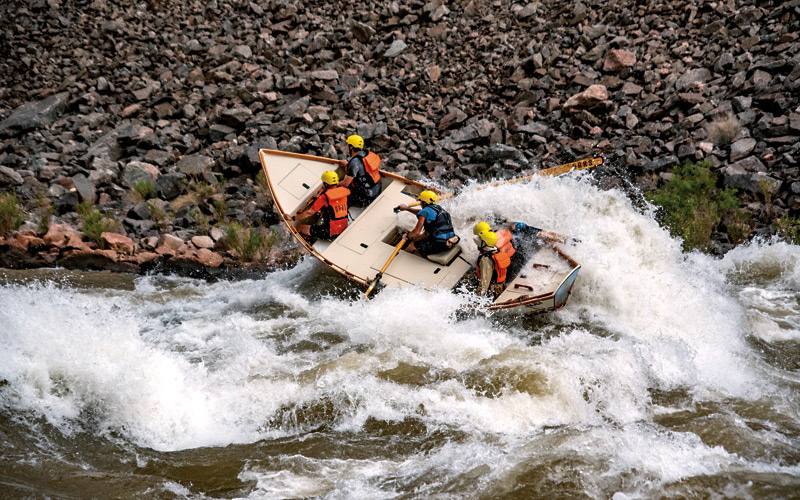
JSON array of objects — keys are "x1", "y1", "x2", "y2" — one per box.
[{"x1": 364, "y1": 238, "x2": 407, "y2": 298}]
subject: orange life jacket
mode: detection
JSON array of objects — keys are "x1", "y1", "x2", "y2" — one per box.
[
  {"x1": 362, "y1": 151, "x2": 381, "y2": 185},
  {"x1": 320, "y1": 186, "x2": 350, "y2": 235},
  {"x1": 476, "y1": 249, "x2": 511, "y2": 284},
  {"x1": 495, "y1": 229, "x2": 515, "y2": 258}
]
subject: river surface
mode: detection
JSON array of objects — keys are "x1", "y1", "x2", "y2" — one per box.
[{"x1": 2, "y1": 174, "x2": 799, "y2": 499}]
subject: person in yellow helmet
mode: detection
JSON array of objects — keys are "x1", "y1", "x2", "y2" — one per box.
[
  {"x1": 337, "y1": 134, "x2": 382, "y2": 207},
  {"x1": 290, "y1": 171, "x2": 351, "y2": 243},
  {"x1": 394, "y1": 190, "x2": 459, "y2": 257},
  {"x1": 475, "y1": 229, "x2": 511, "y2": 299},
  {"x1": 473, "y1": 221, "x2": 515, "y2": 258}
]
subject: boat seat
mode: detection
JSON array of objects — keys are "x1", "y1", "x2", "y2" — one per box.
[{"x1": 426, "y1": 244, "x2": 463, "y2": 266}]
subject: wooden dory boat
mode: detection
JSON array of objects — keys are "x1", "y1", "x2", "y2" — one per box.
[{"x1": 259, "y1": 149, "x2": 581, "y2": 313}]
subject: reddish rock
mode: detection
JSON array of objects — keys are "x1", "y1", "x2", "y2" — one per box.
[
  {"x1": 195, "y1": 248, "x2": 224, "y2": 267},
  {"x1": 101, "y1": 232, "x2": 136, "y2": 255},
  {"x1": 44, "y1": 223, "x2": 82, "y2": 248},
  {"x1": 157, "y1": 233, "x2": 184, "y2": 252},
  {"x1": 603, "y1": 49, "x2": 636, "y2": 72},
  {"x1": 13, "y1": 234, "x2": 46, "y2": 251},
  {"x1": 563, "y1": 85, "x2": 609, "y2": 112},
  {"x1": 136, "y1": 251, "x2": 161, "y2": 265},
  {"x1": 191, "y1": 235, "x2": 215, "y2": 249}
]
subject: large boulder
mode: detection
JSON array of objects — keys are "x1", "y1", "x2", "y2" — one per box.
[
  {"x1": 121, "y1": 161, "x2": 160, "y2": 188},
  {"x1": 0, "y1": 93, "x2": 70, "y2": 135},
  {"x1": 563, "y1": 85, "x2": 609, "y2": 112},
  {"x1": 177, "y1": 154, "x2": 215, "y2": 176}
]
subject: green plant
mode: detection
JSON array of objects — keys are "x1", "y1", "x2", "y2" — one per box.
[
  {"x1": 773, "y1": 216, "x2": 800, "y2": 245},
  {"x1": 188, "y1": 208, "x2": 209, "y2": 235},
  {"x1": 77, "y1": 201, "x2": 121, "y2": 247},
  {"x1": 35, "y1": 191, "x2": 55, "y2": 234},
  {"x1": 255, "y1": 170, "x2": 269, "y2": 192},
  {"x1": 147, "y1": 201, "x2": 168, "y2": 230},
  {"x1": 648, "y1": 161, "x2": 750, "y2": 252},
  {"x1": 0, "y1": 190, "x2": 25, "y2": 236},
  {"x1": 213, "y1": 198, "x2": 229, "y2": 222},
  {"x1": 132, "y1": 180, "x2": 157, "y2": 201},
  {"x1": 225, "y1": 222, "x2": 276, "y2": 262}
]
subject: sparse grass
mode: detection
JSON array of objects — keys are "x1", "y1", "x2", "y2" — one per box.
[
  {"x1": 188, "y1": 208, "x2": 210, "y2": 235},
  {"x1": 706, "y1": 112, "x2": 740, "y2": 146},
  {"x1": 147, "y1": 201, "x2": 168, "y2": 229},
  {"x1": 213, "y1": 198, "x2": 229, "y2": 221},
  {"x1": 648, "y1": 160, "x2": 750, "y2": 252},
  {"x1": 773, "y1": 216, "x2": 800, "y2": 245},
  {"x1": 77, "y1": 201, "x2": 121, "y2": 247},
  {"x1": 169, "y1": 179, "x2": 220, "y2": 211},
  {"x1": 255, "y1": 170, "x2": 269, "y2": 192},
  {"x1": 0, "y1": 190, "x2": 25, "y2": 236},
  {"x1": 132, "y1": 180, "x2": 157, "y2": 201},
  {"x1": 225, "y1": 222, "x2": 276, "y2": 262},
  {"x1": 35, "y1": 191, "x2": 55, "y2": 234}
]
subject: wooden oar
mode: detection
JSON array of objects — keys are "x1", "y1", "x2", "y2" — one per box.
[
  {"x1": 405, "y1": 155, "x2": 604, "y2": 208},
  {"x1": 365, "y1": 239, "x2": 406, "y2": 298}
]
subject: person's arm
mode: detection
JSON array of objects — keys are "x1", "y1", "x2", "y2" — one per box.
[
  {"x1": 292, "y1": 196, "x2": 324, "y2": 224},
  {"x1": 339, "y1": 157, "x2": 359, "y2": 188},
  {"x1": 339, "y1": 174, "x2": 354, "y2": 188},
  {"x1": 405, "y1": 216, "x2": 426, "y2": 242},
  {"x1": 395, "y1": 204, "x2": 422, "y2": 215},
  {"x1": 477, "y1": 255, "x2": 494, "y2": 297}
]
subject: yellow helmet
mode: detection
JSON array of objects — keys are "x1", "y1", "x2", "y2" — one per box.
[
  {"x1": 479, "y1": 230, "x2": 498, "y2": 247},
  {"x1": 321, "y1": 170, "x2": 339, "y2": 185},
  {"x1": 418, "y1": 190, "x2": 437, "y2": 205},
  {"x1": 473, "y1": 221, "x2": 491, "y2": 236},
  {"x1": 346, "y1": 134, "x2": 364, "y2": 149}
]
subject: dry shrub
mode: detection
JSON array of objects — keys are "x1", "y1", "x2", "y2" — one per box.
[{"x1": 706, "y1": 112, "x2": 740, "y2": 146}]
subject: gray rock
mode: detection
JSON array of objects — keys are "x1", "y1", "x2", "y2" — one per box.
[
  {"x1": 221, "y1": 107, "x2": 253, "y2": 128},
  {"x1": 384, "y1": 40, "x2": 408, "y2": 58},
  {"x1": 675, "y1": 68, "x2": 711, "y2": 91},
  {"x1": 447, "y1": 119, "x2": 494, "y2": 143},
  {"x1": 0, "y1": 165, "x2": 24, "y2": 186},
  {"x1": 439, "y1": 109, "x2": 468, "y2": 131},
  {"x1": 177, "y1": 154, "x2": 215, "y2": 176},
  {"x1": 732, "y1": 96, "x2": 752, "y2": 112},
  {"x1": 209, "y1": 123, "x2": 236, "y2": 142},
  {"x1": 54, "y1": 190, "x2": 80, "y2": 214},
  {"x1": 156, "y1": 172, "x2": 188, "y2": 200},
  {"x1": 88, "y1": 157, "x2": 119, "y2": 185},
  {"x1": 72, "y1": 173, "x2": 96, "y2": 203},
  {"x1": 279, "y1": 96, "x2": 310, "y2": 118},
  {"x1": 310, "y1": 69, "x2": 339, "y2": 81},
  {"x1": 122, "y1": 161, "x2": 159, "y2": 187},
  {"x1": 234, "y1": 45, "x2": 252, "y2": 59},
  {"x1": 0, "y1": 92, "x2": 69, "y2": 134},
  {"x1": 350, "y1": 21, "x2": 375, "y2": 42},
  {"x1": 128, "y1": 201, "x2": 152, "y2": 220},
  {"x1": 729, "y1": 138, "x2": 757, "y2": 162}
]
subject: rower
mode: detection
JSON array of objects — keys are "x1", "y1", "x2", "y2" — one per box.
[
  {"x1": 337, "y1": 134, "x2": 382, "y2": 208},
  {"x1": 289, "y1": 171, "x2": 351, "y2": 244},
  {"x1": 475, "y1": 229, "x2": 511, "y2": 299},
  {"x1": 394, "y1": 190, "x2": 460, "y2": 257}
]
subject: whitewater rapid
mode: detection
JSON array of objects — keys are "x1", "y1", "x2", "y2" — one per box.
[{"x1": 2, "y1": 172, "x2": 799, "y2": 498}]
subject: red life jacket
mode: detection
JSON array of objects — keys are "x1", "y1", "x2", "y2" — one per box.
[
  {"x1": 495, "y1": 229, "x2": 515, "y2": 258},
  {"x1": 320, "y1": 186, "x2": 350, "y2": 235},
  {"x1": 475, "y1": 249, "x2": 511, "y2": 284},
  {"x1": 362, "y1": 151, "x2": 381, "y2": 185}
]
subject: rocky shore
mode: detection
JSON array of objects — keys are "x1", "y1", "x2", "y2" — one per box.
[{"x1": 1, "y1": 0, "x2": 798, "y2": 277}]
